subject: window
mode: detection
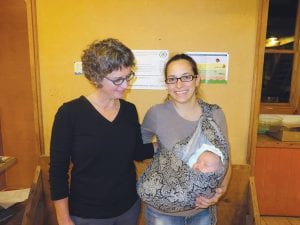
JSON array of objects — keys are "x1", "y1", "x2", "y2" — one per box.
[{"x1": 260, "y1": 0, "x2": 300, "y2": 114}]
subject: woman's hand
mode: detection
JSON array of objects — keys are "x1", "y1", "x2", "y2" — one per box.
[
  {"x1": 54, "y1": 198, "x2": 75, "y2": 225},
  {"x1": 195, "y1": 187, "x2": 226, "y2": 209},
  {"x1": 58, "y1": 218, "x2": 75, "y2": 225}
]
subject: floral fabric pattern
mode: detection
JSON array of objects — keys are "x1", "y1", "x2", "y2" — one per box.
[{"x1": 137, "y1": 101, "x2": 230, "y2": 224}]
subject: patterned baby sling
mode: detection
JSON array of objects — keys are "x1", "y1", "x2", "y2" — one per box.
[{"x1": 137, "y1": 101, "x2": 230, "y2": 217}]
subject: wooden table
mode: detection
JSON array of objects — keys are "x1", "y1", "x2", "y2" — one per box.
[{"x1": 0, "y1": 157, "x2": 16, "y2": 174}]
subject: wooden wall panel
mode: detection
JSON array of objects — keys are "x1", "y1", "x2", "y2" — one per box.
[
  {"x1": 255, "y1": 147, "x2": 300, "y2": 216},
  {"x1": 0, "y1": 1, "x2": 40, "y2": 188},
  {"x1": 217, "y1": 164, "x2": 251, "y2": 225}
]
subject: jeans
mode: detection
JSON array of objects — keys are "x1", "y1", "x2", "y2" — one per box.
[
  {"x1": 145, "y1": 206, "x2": 210, "y2": 225},
  {"x1": 71, "y1": 200, "x2": 140, "y2": 225}
]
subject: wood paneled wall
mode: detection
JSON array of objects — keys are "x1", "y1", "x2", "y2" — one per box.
[{"x1": 0, "y1": 1, "x2": 40, "y2": 188}]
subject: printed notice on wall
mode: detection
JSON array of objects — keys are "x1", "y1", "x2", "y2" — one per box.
[
  {"x1": 186, "y1": 52, "x2": 229, "y2": 84},
  {"x1": 130, "y1": 50, "x2": 169, "y2": 89}
]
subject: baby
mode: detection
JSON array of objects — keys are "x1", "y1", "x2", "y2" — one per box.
[
  {"x1": 187, "y1": 143, "x2": 224, "y2": 173},
  {"x1": 137, "y1": 116, "x2": 229, "y2": 213}
]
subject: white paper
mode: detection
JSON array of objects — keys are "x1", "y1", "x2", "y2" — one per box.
[
  {"x1": 0, "y1": 188, "x2": 30, "y2": 209},
  {"x1": 131, "y1": 50, "x2": 169, "y2": 89}
]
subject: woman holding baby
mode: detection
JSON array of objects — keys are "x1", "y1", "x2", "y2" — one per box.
[{"x1": 139, "y1": 53, "x2": 232, "y2": 225}]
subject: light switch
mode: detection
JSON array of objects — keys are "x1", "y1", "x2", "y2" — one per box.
[{"x1": 74, "y1": 61, "x2": 82, "y2": 75}]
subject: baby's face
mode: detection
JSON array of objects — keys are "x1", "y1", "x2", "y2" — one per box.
[{"x1": 192, "y1": 151, "x2": 221, "y2": 173}]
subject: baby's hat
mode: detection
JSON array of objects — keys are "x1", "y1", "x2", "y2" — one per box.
[{"x1": 187, "y1": 143, "x2": 224, "y2": 168}]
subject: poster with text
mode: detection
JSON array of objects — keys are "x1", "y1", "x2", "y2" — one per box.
[{"x1": 131, "y1": 50, "x2": 169, "y2": 89}]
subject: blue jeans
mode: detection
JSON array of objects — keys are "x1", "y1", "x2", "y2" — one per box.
[
  {"x1": 145, "y1": 206, "x2": 210, "y2": 225},
  {"x1": 71, "y1": 200, "x2": 140, "y2": 225}
]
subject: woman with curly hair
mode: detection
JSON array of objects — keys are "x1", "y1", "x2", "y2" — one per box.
[{"x1": 49, "y1": 38, "x2": 154, "y2": 225}]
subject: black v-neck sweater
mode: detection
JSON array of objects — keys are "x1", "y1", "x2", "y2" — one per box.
[{"x1": 49, "y1": 96, "x2": 153, "y2": 218}]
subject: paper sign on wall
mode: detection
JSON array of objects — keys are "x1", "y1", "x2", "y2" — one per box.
[
  {"x1": 130, "y1": 50, "x2": 169, "y2": 90},
  {"x1": 186, "y1": 52, "x2": 229, "y2": 84}
]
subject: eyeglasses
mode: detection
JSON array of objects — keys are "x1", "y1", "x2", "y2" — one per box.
[
  {"x1": 104, "y1": 71, "x2": 135, "y2": 86},
  {"x1": 165, "y1": 74, "x2": 197, "y2": 84}
]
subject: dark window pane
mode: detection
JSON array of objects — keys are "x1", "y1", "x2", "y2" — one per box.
[
  {"x1": 265, "y1": 0, "x2": 298, "y2": 50},
  {"x1": 261, "y1": 53, "x2": 293, "y2": 103}
]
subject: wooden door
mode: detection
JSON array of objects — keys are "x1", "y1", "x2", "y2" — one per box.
[{"x1": 0, "y1": 0, "x2": 41, "y2": 188}]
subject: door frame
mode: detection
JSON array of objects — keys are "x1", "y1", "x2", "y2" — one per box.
[
  {"x1": 25, "y1": 0, "x2": 44, "y2": 154},
  {"x1": 248, "y1": 0, "x2": 269, "y2": 173}
]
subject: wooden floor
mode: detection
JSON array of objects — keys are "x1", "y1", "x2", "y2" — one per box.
[{"x1": 261, "y1": 216, "x2": 300, "y2": 225}]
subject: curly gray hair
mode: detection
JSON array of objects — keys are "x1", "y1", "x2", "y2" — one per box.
[{"x1": 81, "y1": 38, "x2": 135, "y2": 87}]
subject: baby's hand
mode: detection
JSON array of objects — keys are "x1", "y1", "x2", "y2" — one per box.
[{"x1": 195, "y1": 188, "x2": 224, "y2": 209}]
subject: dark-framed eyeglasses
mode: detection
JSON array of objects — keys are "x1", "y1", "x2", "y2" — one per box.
[
  {"x1": 165, "y1": 74, "x2": 197, "y2": 84},
  {"x1": 104, "y1": 71, "x2": 135, "y2": 86}
]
